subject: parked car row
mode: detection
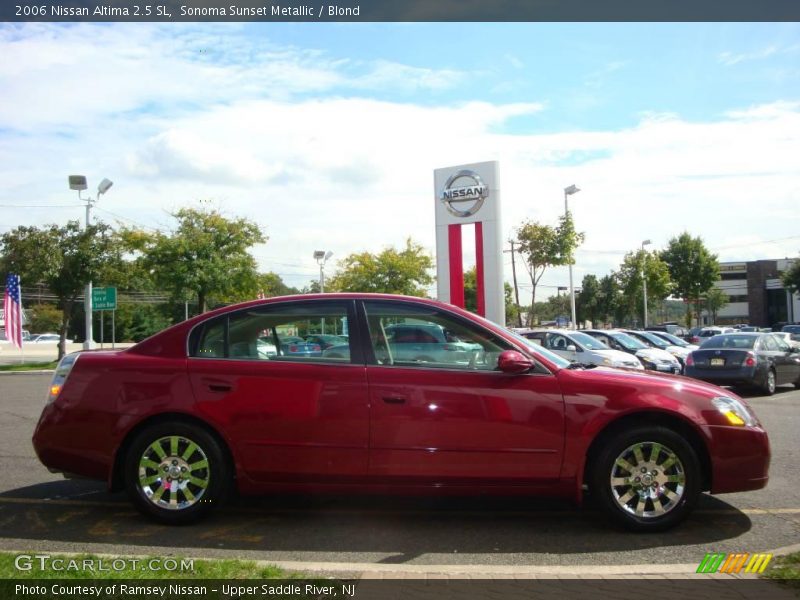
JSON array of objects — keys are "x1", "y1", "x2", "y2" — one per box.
[{"x1": 517, "y1": 324, "x2": 800, "y2": 395}]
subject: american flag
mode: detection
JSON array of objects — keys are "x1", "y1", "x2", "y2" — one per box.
[{"x1": 3, "y1": 273, "x2": 22, "y2": 349}]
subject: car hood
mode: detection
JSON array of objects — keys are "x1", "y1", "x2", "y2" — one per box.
[
  {"x1": 635, "y1": 348, "x2": 678, "y2": 362},
  {"x1": 595, "y1": 349, "x2": 641, "y2": 365},
  {"x1": 665, "y1": 345, "x2": 691, "y2": 358},
  {"x1": 560, "y1": 364, "x2": 749, "y2": 412}
]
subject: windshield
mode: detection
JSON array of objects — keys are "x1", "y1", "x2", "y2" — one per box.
[
  {"x1": 569, "y1": 331, "x2": 610, "y2": 351},
  {"x1": 507, "y1": 331, "x2": 571, "y2": 369},
  {"x1": 609, "y1": 332, "x2": 648, "y2": 350},
  {"x1": 658, "y1": 332, "x2": 688, "y2": 346},
  {"x1": 635, "y1": 331, "x2": 670, "y2": 349},
  {"x1": 699, "y1": 334, "x2": 757, "y2": 349}
]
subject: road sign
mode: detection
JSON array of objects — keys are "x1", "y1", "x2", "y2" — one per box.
[
  {"x1": 555, "y1": 315, "x2": 569, "y2": 327},
  {"x1": 92, "y1": 287, "x2": 117, "y2": 311}
]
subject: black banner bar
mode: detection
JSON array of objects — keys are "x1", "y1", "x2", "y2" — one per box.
[{"x1": 2, "y1": 0, "x2": 799, "y2": 23}]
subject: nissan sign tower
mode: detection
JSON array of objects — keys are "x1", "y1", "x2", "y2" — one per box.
[{"x1": 434, "y1": 161, "x2": 505, "y2": 325}]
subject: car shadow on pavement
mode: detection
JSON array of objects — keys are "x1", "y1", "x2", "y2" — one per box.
[{"x1": 0, "y1": 480, "x2": 752, "y2": 560}]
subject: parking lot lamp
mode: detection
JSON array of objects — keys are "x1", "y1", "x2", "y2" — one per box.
[
  {"x1": 642, "y1": 239, "x2": 652, "y2": 328},
  {"x1": 564, "y1": 185, "x2": 580, "y2": 329},
  {"x1": 313, "y1": 250, "x2": 333, "y2": 293},
  {"x1": 69, "y1": 175, "x2": 113, "y2": 350}
]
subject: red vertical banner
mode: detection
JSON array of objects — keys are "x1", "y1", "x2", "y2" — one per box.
[
  {"x1": 448, "y1": 224, "x2": 464, "y2": 308},
  {"x1": 475, "y1": 222, "x2": 485, "y2": 317}
]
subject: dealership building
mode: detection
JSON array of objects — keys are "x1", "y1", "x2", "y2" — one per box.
[{"x1": 705, "y1": 259, "x2": 799, "y2": 327}]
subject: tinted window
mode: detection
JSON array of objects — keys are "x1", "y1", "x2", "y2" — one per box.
[
  {"x1": 699, "y1": 335, "x2": 757, "y2": 349},
  {"x1": 632, "y1": 331, "x2": 670, "y2": 349},
  {"x1": 609, "y1": 332, "x2": 648, "y2": 350},
  {"x1": 507, "y1": 332, "x2": 571, "y2": 369},
  {"x1": 192, "y1": 301, "x2": 353, "y2": 363},
  {"x1": 363, "y1": 301, "x2": 511, "y2": 371},
  {"x1": 782, "y1": 325, "x2": 800, "y2": 334},
  {"x1": 570, "y1": 331, "x2": 609, "y2": 350},
  {"x1": 761, "y1": 335, "x2": 779, "y2": 352},
  {"x1": 772, "y1": 334, "x2": 790, "y2": 352}
]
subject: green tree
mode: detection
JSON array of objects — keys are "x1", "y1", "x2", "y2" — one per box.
[
  {"x1": 27, "y1": 303, "x2": 63, "y2": 333},
  {"x1": 463, "y1": 266, "x2": 517, "y2": 324},
  {"x1": 660, "y1": 232, "x2": 720, "y2": 327},
  {"x1": 516, "y1": 214, "x2": 585, "y2": 326},
  {"x1": 703, "y1": 288, "x2": 729, "y2": 325},
  {"x1": 515, "y1": 221, "x2": 558, "y2": 326},
  {"x1": 577, "y1": 274, "x2": 601, "y2": 327},
  {"x1": 598, "y1": 273, "x2": 621, "y2": 327},
  {"x1": 616, "y1": 250, "x2": 673, "y2": 326},
  {"x1": 327, "y1": 238, "x2": 434, "y2": 296},
  {"x1": 255, "y1": 272, "x2": 298, "y2": 298},
  {"x1": 1, "y1": 221, "x2": 116, "y2": 359},
  {"x1": 121, "y1": 208, "x2": 266, "y2": 313},
  {"x1": 782, "y1": 257, "x2": 800, "y2": 295}
]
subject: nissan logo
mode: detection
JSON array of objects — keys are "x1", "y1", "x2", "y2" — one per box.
[{"x1": 440, "y1": 169, "x2": 489, "y2": 218}]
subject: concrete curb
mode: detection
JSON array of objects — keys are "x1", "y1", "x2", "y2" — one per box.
[{"x1": 0, "y1": 370, "x2": 55, "y2": 375}]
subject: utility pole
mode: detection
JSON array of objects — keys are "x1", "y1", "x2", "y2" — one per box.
[{"x1": 504, "y1": 241, "x2": 523, "y2": 327}]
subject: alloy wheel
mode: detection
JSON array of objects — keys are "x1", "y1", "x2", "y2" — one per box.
[
  {"x1": 137, "y1": 435, "x2": 210, "y2": 510},
  {"x1": 609, "y1": 441, "x2": 686, "y2": 519}
]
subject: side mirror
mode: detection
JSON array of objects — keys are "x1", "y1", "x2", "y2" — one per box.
[
  {"x1": 566, "y1": 344, "x2": 577, "y2": 353},
  {"x1": 497, "y1": 350, "x2": 534, "y2": 374}
]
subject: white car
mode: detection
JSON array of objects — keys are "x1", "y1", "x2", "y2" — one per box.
[
  {"x1": 623, "y1": 330, "x2": 695, "y2": 371},
  {"x1": 583, "y1": 329, "x2": 682, "y2": 374},
  {"x1": 515, "y1": 329, "x2": 644, "y2": 369}
]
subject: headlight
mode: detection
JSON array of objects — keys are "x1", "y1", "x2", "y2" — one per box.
[
  {"x1": 712, "y1": 396, "x2": 757, "y2": 427},
  {"x1": 601, "y1": 357, "x2": 612, "y2": 365}
]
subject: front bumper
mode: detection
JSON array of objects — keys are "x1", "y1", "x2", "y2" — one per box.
[{"x1": 708, "y1": 425, "x2": 770, "y2": 493}]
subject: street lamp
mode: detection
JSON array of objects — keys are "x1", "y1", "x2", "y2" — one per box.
[
  {"x1": 564, "y1": 184, "x2": 580, "y2": 329},
  {"x1": 641, "y1": 239, "x2": 652, "y2": 328},
  {"x1": 313, "y1": 250, "x2": 333, "y2": 293},
  {"x1": 69, "y1": 175, "x2": 113, "y2": 350}
]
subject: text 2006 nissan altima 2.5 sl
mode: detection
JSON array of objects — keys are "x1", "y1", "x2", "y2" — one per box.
[{"x1": 33, "y1": 294, "x2": 770, "y2": 532}]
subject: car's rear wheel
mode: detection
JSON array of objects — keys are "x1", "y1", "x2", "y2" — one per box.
[
  {"x1": 125, "y1": 422, "x2": 230, "y2": 524},
  {"x1": 591, "y1": 426, "x2": 701, "y2": 532},
  {"x1": 762, "y1": 369, "x2": 776, "y2": 396}
]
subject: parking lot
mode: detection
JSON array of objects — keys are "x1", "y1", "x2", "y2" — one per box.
[{"x1": 1, "y1": 373, "x2": 798, "y2": 574}]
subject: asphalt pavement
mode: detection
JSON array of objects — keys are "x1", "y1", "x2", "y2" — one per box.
[{"x1": 1, "y1": 373, "x2": 798, "y2": 576}]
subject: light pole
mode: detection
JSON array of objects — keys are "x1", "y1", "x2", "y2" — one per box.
[
  {"x1": 641, "y1": 239, "x2": 652, "y2": 328},
  {"x1": 313, "y1": 250, "x2": 333, "y2": 293},
  {"x1": 69, "y1": 175, "x2": 113, "y2": 350},
  {"x1": 564, "y1": 184, "x2": 580, "y2": 329}
]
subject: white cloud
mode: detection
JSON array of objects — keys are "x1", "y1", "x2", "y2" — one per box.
[{"x1": 1, "y1": 24, "x2": 799, "y2": 296}]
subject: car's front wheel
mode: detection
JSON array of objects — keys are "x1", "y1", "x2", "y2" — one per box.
[
  {"x1": 591, "y1": 426, "x2": 701, "y2": 532},
  {"x1": 124, "y1": 422, "x2": 231, "y2": 524}
]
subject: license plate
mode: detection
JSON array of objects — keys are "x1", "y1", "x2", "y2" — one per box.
[
  {"x1": 656, "y1": 364, "x2": 672, "y2": 371},
  {"x1": 710, "y1": 358, "x2": 725, "y2": 366}
]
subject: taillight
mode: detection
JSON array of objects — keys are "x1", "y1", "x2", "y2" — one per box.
[
  {"x1": 289, "y1": 345, "x2": 298, "y2": 353},
  {"x1": 745, "y1": 352, "x2": 756, "y2": 367},
  {"x1": 691, "y1": 336, "x2": 700, "y2": 344},
  {"x1": 686, "y1": 353, "x2": 694, "y2": 366},
  {"x1": 311, "y1": 344, "x2": 321, "y2": 352},
  {"x1": 47, "y1": 353, "x2": 79, "y2": 405},
  {"x1": 443, "y1": 344, "x2": 457, "y2": 351}
]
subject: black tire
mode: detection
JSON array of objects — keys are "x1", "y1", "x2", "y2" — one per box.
[
  {"x1": 591, "y1": 426, "x2": 702, "y2": 532},
  {"x1": 762, "y1": 369, "x2": 776, "y2": 396},
  {"x1": 124, "y1": 422, "x2": 231, "y2": 524}
]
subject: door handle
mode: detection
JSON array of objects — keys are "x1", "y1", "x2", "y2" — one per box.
[
  {"x1": 207, "y1": 383, "x2": 232, "y2": 393},
  {"x1": 382, "y1": 396, "x2": 406, "y2": 404}
]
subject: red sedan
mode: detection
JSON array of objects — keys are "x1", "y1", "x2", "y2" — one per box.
[{"x1": 33, "y1": 294, "x2": 770, "y2": 531}]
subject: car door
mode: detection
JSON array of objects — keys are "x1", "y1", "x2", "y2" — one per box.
[
  {"x1": 361, "y1": 300, "x2": 565, "y2": 482},
  {"x1": 187, "y1": 299, "x2": 370, "y2": 482},
  {"x1": 770, "y1": 334, "x2": 800, "y2": 384}
]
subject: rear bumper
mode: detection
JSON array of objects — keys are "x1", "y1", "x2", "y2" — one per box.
[
  {"x1": 685, "y1": 366, "x2": 760, "y2": 387},
  {"x1": 707, "y1": 425, "x2": 770, "y2": 493}
]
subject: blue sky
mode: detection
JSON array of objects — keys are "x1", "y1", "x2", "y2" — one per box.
[{"x1": 0, "y1": 22, "x2": 799, "y2": 296}]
